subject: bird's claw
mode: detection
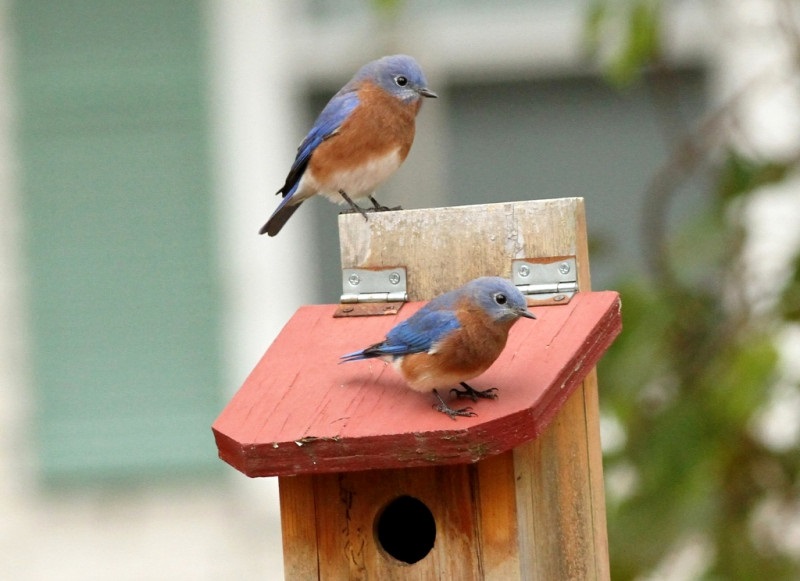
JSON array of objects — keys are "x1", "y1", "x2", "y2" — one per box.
[
  {"x1": 338, "y1": 193, "x2": 401, "y2": 218},
  {"x1": 434, "y1": 402, "x2": 477, "y2": 420},
  {"x1": 451, "y1": 382, "x2": 498, "y2": 402},
  {"x1": 432, "y1": 388, "x2": 478, "y2": 420},
  {"x1": 339, "y1": 190, "x2": 370, "y2": 221},
  {"x1": 368, "y1": 196, "x2": 402, "y2": 213},
  {"x1": 339, "y1": 206, "x2": 370, "y2": 220},
  {"x1": 366, "y1": 204, "x2": 402, "y2": 213}
]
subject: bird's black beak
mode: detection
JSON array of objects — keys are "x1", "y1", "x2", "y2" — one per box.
[
  {"x1": 418, "y1": 87, "x2": 438, "y2": 98},
  {"x1": 518, "y1": 308, "x2": 537, "y2": 320}
]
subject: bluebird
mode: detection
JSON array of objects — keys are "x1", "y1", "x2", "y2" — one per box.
[
  {"x1": 340, "y1": 277, "x2": 536, "y2": 419},
  {"x1": 259, "y1": 54, "x2": 437, "y2": 237}
]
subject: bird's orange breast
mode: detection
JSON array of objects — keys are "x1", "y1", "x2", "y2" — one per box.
[
  {"x1": 307, "y1": 82, "x2": 420, "y2": 188},
  {"x1": 398, "y1": 301, "x2": 516, "y2": 392}
]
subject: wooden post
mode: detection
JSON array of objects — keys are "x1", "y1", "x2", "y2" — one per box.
[{"x1": 274, "y1": 198, "x2": 611, "y2": 579}]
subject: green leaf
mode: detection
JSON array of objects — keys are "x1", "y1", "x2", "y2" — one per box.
[
  {"x1": 606, "y1": 1, "x2": 662, "y2": 86},
  {"x1": 716, "y1": 150, "x2": 791, "y2": 202},
  {"x1": 584, "y1": 0, "x2": 608, "y2": 54},
  {"x1": 781, "y1": 250, "x2": 800, "y2": 321},
  {"x1": 369, "y1": 0, "x2": 404, "y2": 17}
]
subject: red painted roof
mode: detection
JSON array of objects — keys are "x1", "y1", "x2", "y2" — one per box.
[{"x1": 213, "y1": 291, "x2": 621, "y2": 477}]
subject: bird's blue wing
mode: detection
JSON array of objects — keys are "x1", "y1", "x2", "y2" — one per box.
[
  {"x1": 278, "y1": 90, "x2": 360, "y2": 197},
  {"x1": 384, "y1": 309, "x2": 461, "y2": 355},
  {"x1": 340, "y1": 304, "x2": 461, "y2": 362},
  {"x1": 262, "y1": 90, "x2": 360, "y2": 236}
]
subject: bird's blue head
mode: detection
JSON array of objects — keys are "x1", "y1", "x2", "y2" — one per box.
[
  {"x1": 356, "y1": 54, "x2": 438, "y2": 103},
  {"x1": 466, "y1": 277, "x2": 537, "y2": 323}
]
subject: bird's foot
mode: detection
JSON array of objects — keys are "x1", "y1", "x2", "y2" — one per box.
[
  {"x1": 432, "y1": 389, "x2": 477, "y2": 420},
  {"x1": 368, "y1": 196, "x2": 402, "y2": 213},
  {"x1": 450, "y1": 382, "x2": 498, "y2": 402},
  {"x1": 339, "y1": 206, "x2": 369, "y2": 218},
  {"x1": 366, "y1": 205, "x2": 402, "y2": 213},
  {"x1": 339, "y1": 190, "x2": 369, "y2": 221}
]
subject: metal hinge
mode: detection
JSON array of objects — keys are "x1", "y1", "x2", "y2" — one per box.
[
  {"x1": 335, "y1": 267, "x2": 408, "y2": 317},
  {"x1": 512, "y1": 257, "x2": 578, "y2": 305}
]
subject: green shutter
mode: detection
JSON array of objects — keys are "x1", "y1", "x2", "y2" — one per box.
[{"x1": 15, "y1": 1, "x2": 222, "y2": 482}]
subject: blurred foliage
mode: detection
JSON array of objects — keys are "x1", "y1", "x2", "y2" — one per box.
[
  {"x1": 587, "y1": 0, "x2": 662, "y2": 86},
  {"x1": 368, "y1": 0, "x2": 404, "y2": 18},
  {"x1": 785, "y1": 251, "x2": 800, "y2": 321},
  {"x1": 588, "y1": 1, "x2": 800, "y2": 579},
  {"x1": 717, "y1": 150, "x2": 792, "y2": 203}
]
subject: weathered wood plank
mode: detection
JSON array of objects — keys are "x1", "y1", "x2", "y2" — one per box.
[
  {"x1": 512, "y1": 199, "x2": 610, "y2": 580},
  {"x1": 278, "y1": 475, "x2": 320, "y2": 580},
  {"x1": 474, "y1": 451, "x2": 521, "y2": 580},
  {"x1": 339, "y1": 198, "x2": 589, "y2": 300},
  {"x1": 309, "y1": 466, "x2": 483, "y2": 580}
]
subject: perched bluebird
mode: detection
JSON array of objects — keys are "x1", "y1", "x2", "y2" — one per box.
[
  {"x1": 340, "y1": 277, "x2": 536, "y2": 419},
  {"x1": 260, "y1": 54, "x2": 437, "y2": 237}
]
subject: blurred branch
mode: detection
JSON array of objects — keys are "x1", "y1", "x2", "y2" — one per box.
[
  {"x1": 778, "y1": 0, "x2": 800, "y2": 67},
  {"x1": 641, "y1": 67, "x2": 800, "y2": 290},
  {"x1": 588, "y1": 1, "x2": 800, "y2": 578}
]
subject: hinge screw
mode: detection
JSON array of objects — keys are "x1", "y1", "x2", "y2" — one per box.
[
  {"x1": 517, "y1": 264, "x2": 530, "y2": 278},
  {"x1": 388, "y1": 272, "x2": 401, "y2": 285},
  {"x1": 558, "y1": 262, "x2": 571, "y2": 275},
  {"x1": 348, "y1": 273, "x2": 360, "y2": 286}
]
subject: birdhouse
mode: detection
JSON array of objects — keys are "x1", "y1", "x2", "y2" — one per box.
[{"x1": 213, "y1": 199, "x2": 620, "y2": 579}]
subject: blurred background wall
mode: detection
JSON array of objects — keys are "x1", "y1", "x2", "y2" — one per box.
[{"x1": 1, "y1": 1, "x2": 798, "y2": 579}]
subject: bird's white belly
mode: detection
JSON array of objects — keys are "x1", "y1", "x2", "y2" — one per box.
[
  {"x1": 311, "y1": 149, "x2": 403, "y2": 203},
  {"x1": 392, "y1": 356, "x2": 479, "y2": 393}
]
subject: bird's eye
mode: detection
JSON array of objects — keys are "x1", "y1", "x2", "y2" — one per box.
[
  {"x1": 494, "y1": 293, "x2": 507, "y2": 305},
  {"x1": 394, "y1": 75, "x2": 408, "y2": 87}
]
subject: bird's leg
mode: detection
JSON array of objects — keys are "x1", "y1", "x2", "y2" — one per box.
[
  {"x1": 450, "y1": 382, "x2": 498, "y2": 402},
  {"x1": 338, "y1": 190, "x2": 369, "y2": 221},
  {"x1": 432, "y1": 389, "x2": 477, "y2": 420},
  {"x1": 368, "y1": 195, "x2": 402, "y2": 213}
]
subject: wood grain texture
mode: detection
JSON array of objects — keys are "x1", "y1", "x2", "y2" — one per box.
[
  {"x1": 339, "y1": 198, "x2": 588, "y2": 300},
  {"x1": 512, "y1": 199, "x2": 611, "y2": 580},
  {"x1": 474, "y1": 451, "x2": 521, "y2": 580},
  {"x1": 282, "y1": 465, "x2": 487, "y2": 580},
  {"x1": 278, "y1": 476, "x2": 320, "y2": 579},
  {"x1": 279, "y1": 460, "x2": 526, "y2": 580}
]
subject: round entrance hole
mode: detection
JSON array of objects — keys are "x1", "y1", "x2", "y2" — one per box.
[{"x1": 374, "y1": 495, "x2": 436, "y2": 564}]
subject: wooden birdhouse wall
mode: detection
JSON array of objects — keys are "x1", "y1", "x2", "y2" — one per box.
[{"x1": 213, "y1": 198, "x2": 615, "y2": 580}]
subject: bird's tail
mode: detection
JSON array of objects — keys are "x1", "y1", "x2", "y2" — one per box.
[
  {"x1": 259, "y1": 197, "x2": 303, "y2": 236},
  {"x1": 339, "y1": 342, "x2": 389, "y2": 363}
]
